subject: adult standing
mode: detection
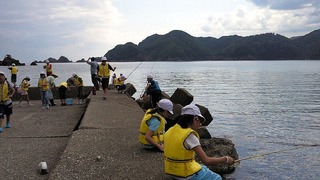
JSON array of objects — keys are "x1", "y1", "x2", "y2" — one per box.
[
  {"x1": 43, "y1": 60, "x2": 53, "y2": 76},
  {"x1": 97, "y1": 56, "x2": 116, "y2": 100},
  {"x1": 164, "y1": 104, "x2": 235, "y2": 179},
  {"x1": 8, "y1": 63, "x2": 18, "y2": 87},
  {"x1": 139, "y1": 99, "x2": 173, "y2": 152},
  {"x1": 145, "y1": 74, "x2": 162, "y2": 108},
  {"x1": 0, "y1": 72, "x2": 15, "y2": 132},
  {"x1": 86, "y1": 57, "x2": 100, "y2": 90}
]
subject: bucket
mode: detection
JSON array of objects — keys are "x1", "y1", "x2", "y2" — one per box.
[{"x1": 66, "y1": 98, "x2": 73, "y2": 105}]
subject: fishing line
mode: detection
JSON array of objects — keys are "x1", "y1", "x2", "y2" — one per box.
[
  {"x1": 234, "y1": 144, "x2": 318, "y2": 163},
  {"x1": 126, "y1": 61, "x2": 143, "y2": 79}
]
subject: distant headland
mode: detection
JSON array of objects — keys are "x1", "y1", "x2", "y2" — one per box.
[{"x1": 1, "y1": 29, "x2": 319, "y2": 65}]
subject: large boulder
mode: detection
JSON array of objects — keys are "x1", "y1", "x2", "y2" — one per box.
[
  {"x1": 199, "y1": 137, "x2": 238, "y2": 174},
  {"x1": 170, "y1": 88, "x2": 193, "y2": 106},
  {"x1": 196, "y1": 104, "x2": 213, "y2": 126},
  {"x1": 125, "y1": 83, "x2": 136, "y2": 97}
]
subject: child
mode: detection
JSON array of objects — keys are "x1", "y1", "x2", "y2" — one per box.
[
  {"x1": 114, "y1": 74, "x2": 127, "y2": 93},
  {"x1": 164, "y1": 104, "x2": 235, "y2": 179},
  {"x1": 18, "y1": 76, "x2": 31, "y2": 106},
  {"x1": 38, "y1": 72, "x2": 50, "y2": 109},
  {"x1": 59, "y1": 82, "x2": 69, "y2": 106},
  {"x1": 72, "y1": 73, "x2": 84, "y2": 104}
]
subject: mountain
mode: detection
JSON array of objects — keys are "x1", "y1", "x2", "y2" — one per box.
[{"x1": 105, "y1": 29, "x2": 320, "y2": 61}]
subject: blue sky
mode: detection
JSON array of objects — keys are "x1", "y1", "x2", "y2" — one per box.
[{"x1": 0, "y1": 0, "x2": 319, "y2": 63}]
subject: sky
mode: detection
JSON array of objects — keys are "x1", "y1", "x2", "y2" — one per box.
[{"x1": 0, "y1": 0, "x2": 319, "y2": 63}]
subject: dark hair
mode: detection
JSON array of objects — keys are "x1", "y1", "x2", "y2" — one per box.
[
  {"x1": 147, "y1": 107, "x2": 165, "y2": 115},
  {"x1": 176, "y1": 115, "x2": 194, "y2": 128}
]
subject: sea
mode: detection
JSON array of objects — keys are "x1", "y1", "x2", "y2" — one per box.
[{"x1": 1, "y1": 61, "x2": 319, "y2": 179}]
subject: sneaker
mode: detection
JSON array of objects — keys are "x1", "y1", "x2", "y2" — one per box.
[
  {"x1": 6, "y1": 123, "x2": 11, "y2": 128},
  {"x1": 0, "y1": 127, "x2": 3, "y2": 133}
]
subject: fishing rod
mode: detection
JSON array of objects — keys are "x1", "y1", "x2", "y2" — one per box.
[
  {"x1": 126, "y1": 61, "x2": 143, "y2": 79},
  {"x1": 234, "y1": 144, "x2": 318, "y2": 163}
]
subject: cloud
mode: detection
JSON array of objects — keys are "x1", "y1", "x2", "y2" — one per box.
[
  {"x1": 0, "y1": 0, "x2": 125, "y2": 61},
  {"x1": 199, "y1": 2, "x2": 320, "y2": 38},
  {"x1": 249, "y1": 0, "x2": 319, "y2": 10}
]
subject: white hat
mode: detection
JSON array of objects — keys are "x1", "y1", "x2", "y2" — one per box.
[
  {"x1": 181, "y1": 104, "x2": 205, "y2": 122},
  {"x1": 40, "y1": 71, "x2": 46, "y2": 75},
  {"x1": 121, "y1": 75, "x2": 126, "y2": 79},
  {"x1": 147, "y1": 74, "x2": 153, "y2": 79},
  {"x1": 101, "y1": 57, "x2": 107, "y2": 61},
  {"x1": 12, "y1": 63, "x2": 16, "y2": 66},
  {"x1": 0, "y1": 71, "x2": 5, "y2": 76},
  {"x1": 25, "y1": 75, "x2": 31, "y2": 79},
  {"x1": 158, "y1": 99, "x2": 173, "y2": 114},
  {"x1": 44, "y1": 60, "x2": 49, "y2": 63}
]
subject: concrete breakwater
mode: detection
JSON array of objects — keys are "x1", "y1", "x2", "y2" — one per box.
[{"x1": 2, "y1": 84, "x2": 237, "y2": 179}]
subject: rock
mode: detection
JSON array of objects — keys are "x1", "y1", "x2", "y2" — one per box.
[
  {"x1": 199, "y1": 137, "x2": 238, "y2": 174},
  {"x1": 125, "y1": 83, "x2": 136, "y2": 97},
  {"x1": 30, "y1": 61, "x2": 38, "y2": 66},
  {"x1": 0, "y1": 55, "x2": 25, "y2": 66},
  {"x1": 197, "y1": 127, "x2": 212, "y2": 139},
  {"x1": 170, "y1": 88, "x2": 193, "y2": 106},
  {"x1": 196, "y1": 104, "x2": 213, "y2": 126}
]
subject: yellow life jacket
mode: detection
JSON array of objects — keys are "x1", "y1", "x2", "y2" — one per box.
[
  {"x1": 21, "y1": 80, "x2": 29, "y2": 91},
  {"x1": 45, "y1": 64, "x2": 52, "y2": 73},
  {"x1": 38, "y1": 78, "x2": 49, "y2": 91},
  {"x1": 98, "y1": 64, "x2": 110, "y2": 77},
  {"x1": 60, "y1": 82, "x2": 68, "y2": 88},
  {"x1": 139, "y1": 109, "x2": 166, "y2": 145},
  {"x1": 164, "y1": 124, "x2": 202, "y2": 178},
  {"x1": 0, "y1": 81, "x2": 12, "y2": 102},
  {"x1": 11, "y1": 66, "x2": 18, "y2": 74},
  {"x1": 114, "y1": 78, "x2": 124, "y2": 86},
  {"x1": 75, "y1": 77, "x2": 83, "y2": 87}
]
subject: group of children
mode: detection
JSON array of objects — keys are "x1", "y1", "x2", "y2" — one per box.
[{"x1": 139, "y1": 98, "x2": 236, "y2": 179}]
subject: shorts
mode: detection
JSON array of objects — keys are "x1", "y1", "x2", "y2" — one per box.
[
  {"x1": 101, "y1": 77, "x2": 109, "y2": 90},
  {"x1": 11, "y1": 74, "x2": 17, "y2": 83},
  {"x1": 59, "y1": 86, "x2": 67, "y2": 99},
  {"x1": 0, "y1": 101, "x2": 13, "y2": 119}
]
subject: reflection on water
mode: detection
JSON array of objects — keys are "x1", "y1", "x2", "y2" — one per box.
[{"x1": 1, "y1": 61, "x2": 319, "y2": 179}]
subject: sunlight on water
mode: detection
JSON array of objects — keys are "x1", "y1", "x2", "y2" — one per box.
[{"x1": 1, "y1": 61, "x2": 319, "y2": 179}]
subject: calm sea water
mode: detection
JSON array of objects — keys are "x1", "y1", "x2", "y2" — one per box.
[{"x1": 1, "y1": 61, "x2": 319, "y2": 179}]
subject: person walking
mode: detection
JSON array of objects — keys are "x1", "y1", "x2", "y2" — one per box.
[
  {"x1": 164, "y1": 104, "x2": 235, "y2": 179},
  {"x1": 0, "y1": 72, "x2": 15, "y2": 132},
  {"x1": 86, "y1": 57, "x2": 100, "y2": 90},
  {"x1": 145, "y1": 74, "x2": 161, "y2": 108},
  {"x1": 139, "y1": 99, "x2": 173, "y2": 152},
  {"x1": 8, "y1": 63, "x2": 18, "y2": 87},
  {"x1": 43, "y1": 60, "x2": 53, "y2": 76},
  {"x1": 18, "y1": 75, "x2": 31, "y2": 106},
  {"x1": 72, "y1": 73, "x2": 84, "y2": 104},
  {"x1": 38, "y1": 71, "x2": 50, "y2": 109},
  {"x1": 97, "y1": 56, "x2": 116, "y2": 100}
]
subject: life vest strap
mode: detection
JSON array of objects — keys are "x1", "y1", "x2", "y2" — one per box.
[{"x1": 164, "y1": 156, "x2": 194, "y2": 163}]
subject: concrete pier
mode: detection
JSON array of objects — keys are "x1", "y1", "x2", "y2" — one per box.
[{"x1": 0, "y1": 90, "x2": 167, "y2": 179}]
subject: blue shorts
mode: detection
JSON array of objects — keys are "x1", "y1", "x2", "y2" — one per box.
[{"x1": 189, "y1": 164, "x2": 222, "y2": 180}]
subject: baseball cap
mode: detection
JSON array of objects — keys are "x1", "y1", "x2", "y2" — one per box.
[
  {"x1": 12, "y1": 63, "x2": 16, "y2": 66},
  {"x1": 181, "y1": 104, "x2": 206, "y2": 122},
  {"x1": 147, "y1": 74, "x2": 153, "y2": 79},
  {"x1": 40, "y1": 71, "x2": 46, "y2": 75},
  {"x1": 158, "y1": 99, "x2": 173, "y2": 114},
  {"x1": 25, "y1": 75, "x2": 31, "y2": 79}
]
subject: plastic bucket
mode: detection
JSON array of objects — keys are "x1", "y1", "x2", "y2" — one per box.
[{"x1": 66, "y1": 98, "x2": 73, "y2": 105}]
